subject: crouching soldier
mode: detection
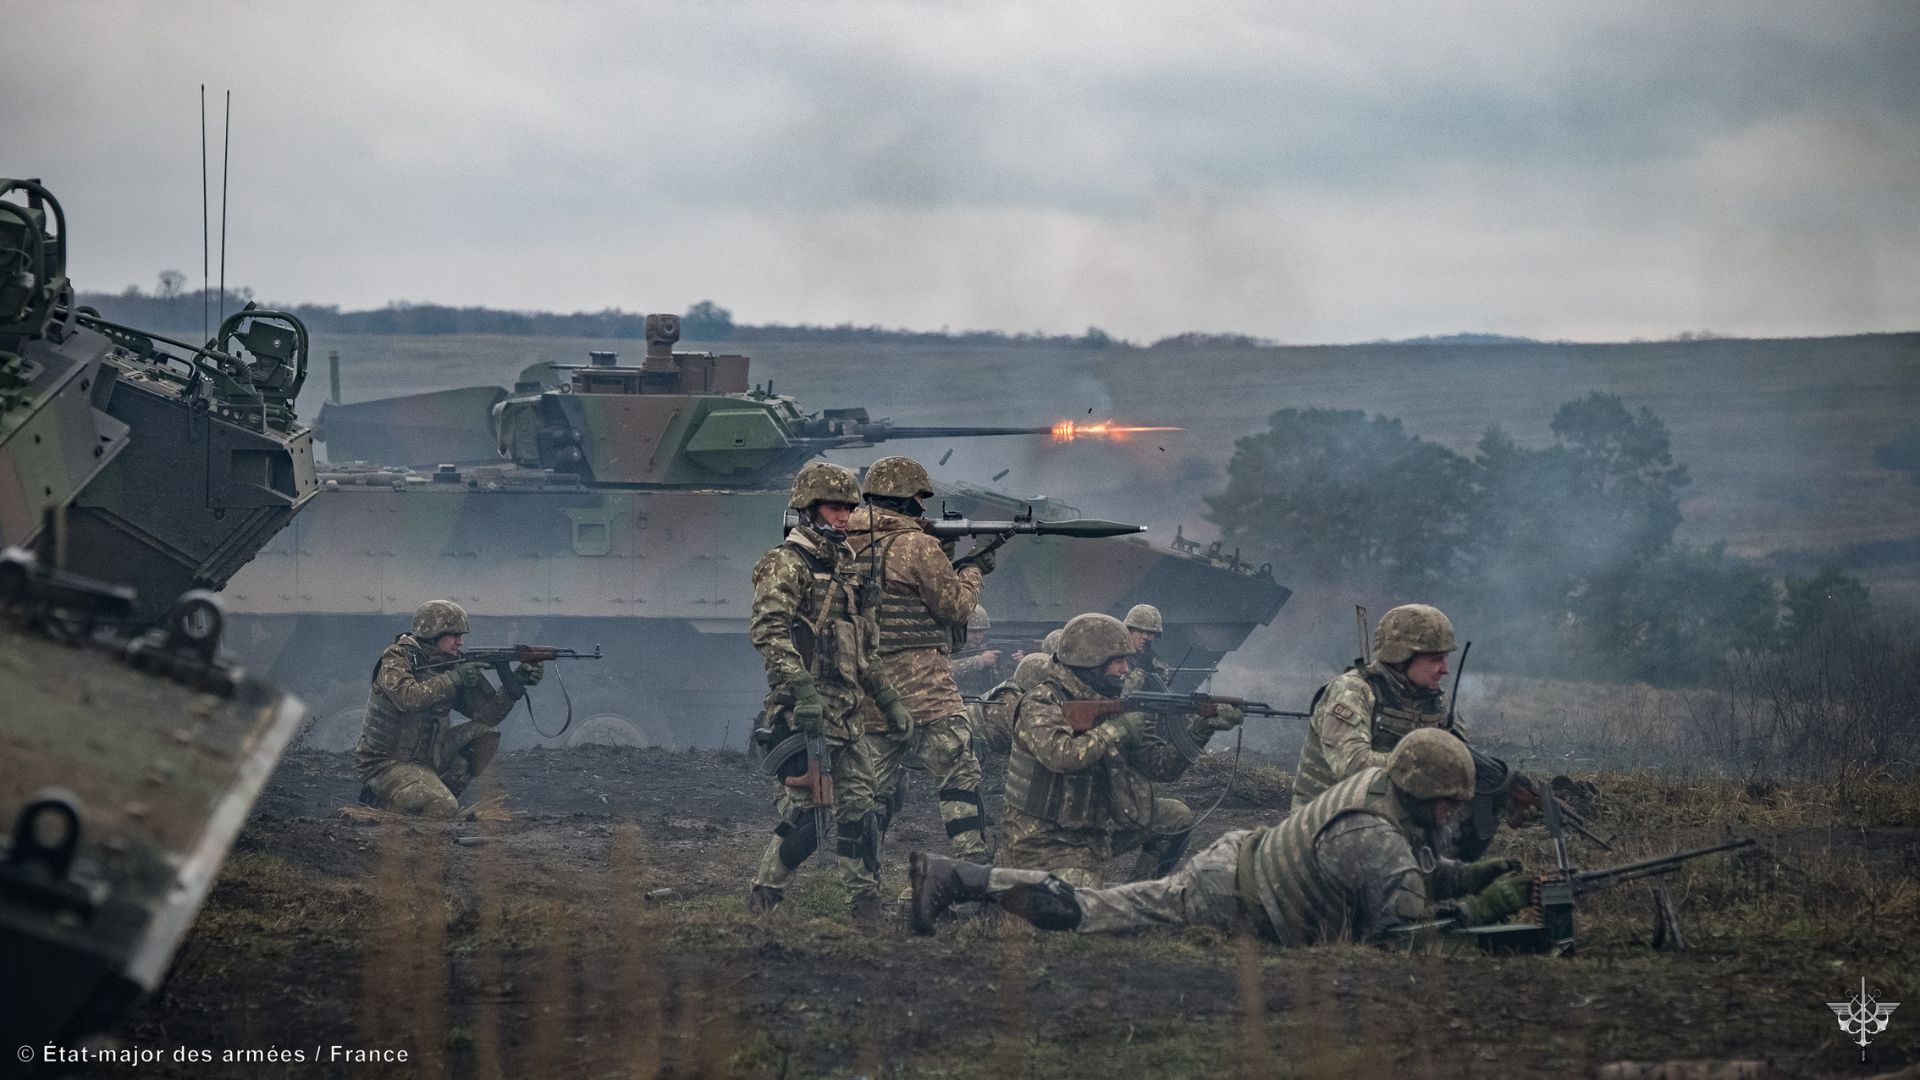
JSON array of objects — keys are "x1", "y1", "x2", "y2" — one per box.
[
  {"x1": 355, "y1": 599, "x2": 543, "y2": 817},
  {"x1": 999, "y1": 612, "x2": 1243, "y2": 887},
  {"x1": 910, "y1": 728, "x2": 1531, "y2": 943}
]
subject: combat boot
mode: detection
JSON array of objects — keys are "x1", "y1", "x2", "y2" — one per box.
[
  {"x1": 909, "y1": 852, "x2": 991, "y2": 935},
  {"x1": 746, "y1": 885, "x2": 784, "y2": 915},
  {"x1": 849, "y1": 890, "x2": 886, "y2": 925}
]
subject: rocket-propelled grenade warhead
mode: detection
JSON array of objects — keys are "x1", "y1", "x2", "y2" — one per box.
[{"x1": 923, "y1": 516, "x2": 1145, "y2": 540}]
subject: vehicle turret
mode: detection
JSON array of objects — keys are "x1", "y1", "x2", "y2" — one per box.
[{"x1": 321, "y1": 312, "x2": 1050, "y2": 484}]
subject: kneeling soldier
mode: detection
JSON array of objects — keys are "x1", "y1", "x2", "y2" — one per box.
[
  {"x1": 356, "y1": 599, "x2": 543, "y2": 817},
  {"x1": 999, "y1": 612, "x2": 1242, "y2": 887}
]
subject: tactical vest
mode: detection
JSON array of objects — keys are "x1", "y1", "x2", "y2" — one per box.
[
  {"x1": 1244, "y1": 767, "x2": 1420, "y2": 946},
  {"x1": 781, "y1": 531, "x2": 859, "y2": 681},
  {"x1": 356, "y1": 637, "x2": 448, "y2": 775},
  {"x1": 1003, "y1": 669, "x2": 1150, "y2": 830},
  {"x1": 866, "y1": 531, "x2": 952, "y2": 654},
  {"x1": 1294, "y1": 665, "x2": 1450, "y2": 802}
]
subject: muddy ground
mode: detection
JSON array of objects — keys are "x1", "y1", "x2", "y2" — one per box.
[{"x1": 73, "y1": 746, "x2": 1920, "y2": 1079}]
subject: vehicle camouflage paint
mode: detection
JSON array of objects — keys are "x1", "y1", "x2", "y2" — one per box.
[
  {"x1": 1, "y1": 178, "x2": 310, "y2": 1048},
  {"x1": 221, "y1": 314, "x2": 1291, "y2": 749}
]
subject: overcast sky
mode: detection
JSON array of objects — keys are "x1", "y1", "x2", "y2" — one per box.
[{"x1": 6, "y1": 1, "x2": 1917, "y2": 342}]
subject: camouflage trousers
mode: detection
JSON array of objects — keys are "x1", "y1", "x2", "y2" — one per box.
[
  {"x1": 851, "y1": 713, "x2": 990, "y2": 866},
  {"x1": 989, "y1": 829, "x2": 1251, "y2": 935},
  {"x1": 998, "y1": 797, "x2": 1195, "y2": 888},
  {"x1": 361, "y1": 722, "x2": 499, "y2": 819},
  {"x1": 751, "y1": 737, "x2": 886, "y2": 898}
]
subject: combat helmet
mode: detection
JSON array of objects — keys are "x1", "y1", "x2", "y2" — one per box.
[
  {"x1": 412, "y1": 599, "x2": 470, "y2": 640},
  {"x1": 1123, "y1": 603, "x2": 1163, "y2": 634},
  {"x1": 1054, "y1": 612, "x2": 1135, "y2": 669},
  {"x1": 1385, "y1": 728, "x2": 1474, "y2": 801},
  {"x1": 863, "y1": 456, "x2": 935, "y2": 500},
  {"x1": 1041, "y1": 628, "x2": 1064, "y2": 654},
  {"x1": 968, "y1": 605, "x2": 991, "y2": 633},
  {"x1": 1373, "y1": 604, "x2": 1456, "y2": 665},
  {"x1": 789, "y1": 461, "x2": 861, "y2": 510}
]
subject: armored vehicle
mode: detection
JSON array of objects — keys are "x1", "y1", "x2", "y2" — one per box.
[
  {"x1": 222, "y1": 315, "x2": 1290, "y2": 749},
  {"x1": 1, "y1": 177, "x2": 312, "y2": 1049}
]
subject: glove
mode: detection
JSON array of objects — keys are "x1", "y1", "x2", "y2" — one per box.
[
  {"x1": 1458, "y1": 871, "x2": 1533, "y2": 925},
  {"x1": 789, "y1": 673, "x2": 826, "y2": 735},
  {"x1": 450, "y1": 661, "x2": 490, "y2": 693},
  {"x1": 1200, "y1": 704, "x2": 1244, "y2": 733},
  {"x1": 516, "y1": 661, "x2": 546, "y2": 687},
  {"x1": 873, "y1": 686, "x2": 915, "y2": 733},
  {"x1": 954, "y1": 548, "x2": 996, "y2": 576},
  {"x1": 1463, "y1": 856, "x2": 1522, "y2": 894},
  {"x1": 1100, "y1": 709, "x2": 1152, "y2": 744}
]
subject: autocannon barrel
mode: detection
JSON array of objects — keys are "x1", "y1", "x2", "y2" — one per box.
[
  {"x1": 861, "y1": 424, "x2": 1056, "y2": 440},
  {"x1": 924, "y1": 517, "x2": 1145, "y2": 539}
]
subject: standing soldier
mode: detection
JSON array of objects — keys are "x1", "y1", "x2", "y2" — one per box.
[
  {"x1": 999, "y1": 613, "x2": 1243, "y2": 886},
  {"x1": 845, "y1": 455, "x2": 994, "y2": 865},
  {"x1": 910, "y1": 728, "x2": 1531, "y2": 943},
  {"x1": 1119, "y1": 603, "x2": 1173, "y2": 693},
  {"x1": 747, "y1": 462, "x2": 914, "y2": 920},
  {"x1": 356, "y1": 599, "x2": 544, "y2": 818},
  {"x1": 1293, "y1": 604, "x2": 1464, "y2": 807}
]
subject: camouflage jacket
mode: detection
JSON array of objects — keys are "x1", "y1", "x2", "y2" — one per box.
[
  {"x1": 1004, "y1": 657, "x2": 1208, "y2": 830},
  {"x1": 1293, "y1": 661, "x2": 1463, "y2": 804},
  {"x1": 356, "y1": 634, "x2": 514, "y2": 780},
  {"x1": 846, "y1": 506, "x2": 983, "y2": 725},
  {"x1": 1243, "y1": 766, "x2": 1462, "y2": 946},
  {"x1": 748, "y1": 523, "x2": 888, "y2": 740}
]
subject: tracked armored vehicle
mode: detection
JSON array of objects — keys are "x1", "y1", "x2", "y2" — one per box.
[
  {"x1": 222, "y1": 315, "x2": 1290, "y2": 749},
  {"x1": 1, "y1": 178, "x2": 311, "y2": 1048}
]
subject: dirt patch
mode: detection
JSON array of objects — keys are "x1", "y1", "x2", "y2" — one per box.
[{"x1": 76, "y1": 747, "x2": 1920, "y2": 1079}]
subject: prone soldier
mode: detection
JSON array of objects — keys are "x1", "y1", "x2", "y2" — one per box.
[
  {"x1": 911, "y1": 728, "x2": 1531, "y2": 942},
  {"x1": 355, "y1": 600, "x2": 544, "y2": 817},
  {"x1": 748, "y1": 462, "x2": 915, "y2": 920},
  {"x1": 998, "y1": 612, "x2": 1243, "y2": 886}
]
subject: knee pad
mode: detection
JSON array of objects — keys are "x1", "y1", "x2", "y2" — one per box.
[
  {"x1": 776, "y1": 813, "x2": 820, "y2": 871},
  {"x1": 999, "y1": 877, "x2": 1082, "y2": 931},
  {"x1": 937, "y1": 787, "x2": 985, "y2": 838},
  {"x1": 836, "y1": 811, "x2": 884, "y2": 872}
]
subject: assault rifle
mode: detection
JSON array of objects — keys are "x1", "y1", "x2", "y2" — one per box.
[
  {"x1": 1060, "y1": 691, "x2": 1310, "y2": 762},
  {"x1": 416, "y1": 644, "x2": 603, "y2": 738},
  {"x1": 753, "y1": 727, "x2": 835, "y2": 866}
]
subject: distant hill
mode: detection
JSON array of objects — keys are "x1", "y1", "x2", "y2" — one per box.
[{"x1": 1384, "y1": 332, "x2": 1541, "y2": 346}]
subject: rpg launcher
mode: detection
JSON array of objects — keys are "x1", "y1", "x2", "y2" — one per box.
[
  {"x1": 1458, "y1": 783, "x2": 1754, "y2": 957},
  {"x1": 417, "y1": 644, "x2": 603, "y2": 738},
  {"x1": 924, "y1": 507, "x2": 1144, "y2": 562},
  {"x1": 1060, "y1": 691, "x2": 1309, "y2": 762}
]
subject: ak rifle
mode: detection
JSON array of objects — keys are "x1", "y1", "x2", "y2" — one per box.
[
  {"x1": 416, "y1": 643, "x2": 603, "y2": 738},
  {"x1": 1060, "y1": 691, "x2": 1310, "y2": 762}
]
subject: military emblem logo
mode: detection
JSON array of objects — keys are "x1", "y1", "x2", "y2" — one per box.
[{"x1": 1828, "y1": 977, "x2": 1899, "y2": 1060}]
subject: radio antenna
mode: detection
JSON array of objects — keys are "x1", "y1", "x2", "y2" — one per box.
[
  {"x1": 199, "y1": 84, "x2": 210, "y2": 343},
  {"x1": 218, "y1": 90, "x2": 231, "y2": 325}
]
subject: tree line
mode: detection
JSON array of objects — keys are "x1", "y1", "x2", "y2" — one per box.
[{"x1": 1206, "y1": 393, "x2": 1876, "y2": 686}]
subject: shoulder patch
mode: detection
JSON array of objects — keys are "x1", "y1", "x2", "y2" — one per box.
[{"x1": 1330, "y1": 702, "x2": 1358, "y2": 722}]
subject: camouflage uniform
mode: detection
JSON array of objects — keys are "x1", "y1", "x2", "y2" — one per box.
[
  {"x1": 917, "y1": 730, "x2": 1522, "y2": 944},
  {"x1": 1120, "y1": 603, "x2": 1172, "y2": 694},
  {"x1": 748, "y1": 465, "x2": 904, "y2": 906},
  {"x1": 952, "y1": 650, "x2": 1011, "y2": 695},
  {"x1": 1295, "y1": 604, "x2": 1463, "y2": 804},
  {"x1": 845, "y1": 490, "x2": 990, "y2": 859},
  {"x1": 971, "y1": 650, "x2": 1050, "y2": 756},
  {"x1": 1000, "y1": 655, "x2": 1208, "y2": 886},
  {"x1": 356, "y1": 601, "x2": 517, "y2": 818}
]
